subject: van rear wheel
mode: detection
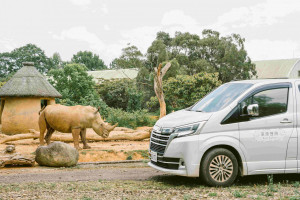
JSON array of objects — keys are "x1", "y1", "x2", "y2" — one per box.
[{"x1": 200, "y1": 148, "x2": 238, "y2": 187}]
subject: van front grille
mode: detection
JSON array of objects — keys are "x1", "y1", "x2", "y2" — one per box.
[{"x1": 149, "y1": 127, "x2": 171, "y2": 155}]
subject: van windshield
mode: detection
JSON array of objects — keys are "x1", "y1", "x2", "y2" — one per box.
[{"x1": 190, "y1": 83, "x2": 253, "y2": 112}]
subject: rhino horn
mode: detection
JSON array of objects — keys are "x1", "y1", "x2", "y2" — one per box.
[{"x1": 104, "y1": 123, "x2": 118, "y2": 131}]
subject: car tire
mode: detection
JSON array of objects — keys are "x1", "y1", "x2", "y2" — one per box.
[{"x1": 200, "y1": 148, "x2": 238, "y2": 187}]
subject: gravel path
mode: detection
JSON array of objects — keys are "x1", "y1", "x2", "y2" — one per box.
[{"x1": 0, "y1": 162, "x2": 167, "y2": 184}]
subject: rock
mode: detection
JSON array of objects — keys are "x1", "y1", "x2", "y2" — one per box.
[
  {"x1": 5, "y1": 145, "x2": 15, "y2": 153},
  {"x1": 35, "y1": 142, "x2": 79, "y2": 167}
]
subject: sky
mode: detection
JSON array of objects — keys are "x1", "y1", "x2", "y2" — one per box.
[{"x1": 0, "y1": 0, "x2": 300, "y2": 66}]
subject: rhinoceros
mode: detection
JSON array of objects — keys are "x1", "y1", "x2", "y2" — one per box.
[{"x1": 39, "y1": 104, "x2": 117, "y2": 149}]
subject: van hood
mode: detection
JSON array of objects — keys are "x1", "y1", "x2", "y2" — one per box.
[{"x1": 155, "y1": 109, "x2": 213, "y2": 128}]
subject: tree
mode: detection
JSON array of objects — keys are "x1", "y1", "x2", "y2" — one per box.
[
  {"x1": 48, "y1": 63, "x2": 107, "y2": 115},
  {"x1": 199, "y1": 29, "x2": 256, "y2": 82},
  {"x1": 154, "y1": 62, "x2": 171, "y2": 118},
  {"x1": 110, "y1": 45, "x2": 144, "y2": 69},
  {"x1": 147, "y1": 40, "x2": 168, "y2": 70},
  {"x1": 0, "y1": 44, "x2": 52, "y2": 77},
  {"x1": 71, "y1": 51, "x2": 107, "y2": 71},
  {"x1": 148, "y1": 30, "x2": 256, "y2": 83},
  {"x1": 50, "y1": 52, "x2": 64, "y2": 69}
]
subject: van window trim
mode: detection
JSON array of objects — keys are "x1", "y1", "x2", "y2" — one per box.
[
  {"x1": 221, "y1": 83, "x2": 291, "y2": 125},
  {"x1": 238, "y1": 82, "x2": 292, "y2": 104}
]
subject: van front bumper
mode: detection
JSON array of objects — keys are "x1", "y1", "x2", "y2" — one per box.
[
  {"x1": 149, "y1": 135, "x2": 200, "y2": 177},
  {"x1": 148, "y1": 162, "x2": 187, "y2": 176}
]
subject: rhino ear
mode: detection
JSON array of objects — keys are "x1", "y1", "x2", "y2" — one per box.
[{"x1": 94, "y1": 107, "x2": 100, "y2": 114}]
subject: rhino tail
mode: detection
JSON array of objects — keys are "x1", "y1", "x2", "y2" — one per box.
[{"x1": 39, "y1": 105, "x2": 46, "y2": 115}]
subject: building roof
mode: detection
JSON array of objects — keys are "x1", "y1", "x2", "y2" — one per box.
[
  {"x1": 87, "y1": 68, "x2": 138, "y2": 83},
  {"x1": 253, "y1": 58, "x2": 300, "y2": 79},
  {"x1": 0, "y1": 62, "x2": 62, "y2": 98}
]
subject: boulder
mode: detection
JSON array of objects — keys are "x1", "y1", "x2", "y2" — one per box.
[{"x1": 35, "y1": 142, "x2": 79, "y2": 167}]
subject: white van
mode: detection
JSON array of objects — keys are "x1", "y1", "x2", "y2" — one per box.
[{"x1": 148, "y1": 79, "x2": 300, "y2": 186}]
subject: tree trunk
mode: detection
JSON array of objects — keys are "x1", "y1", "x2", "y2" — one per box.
[{"x1": 154, "y1": 62, "x2": 171, "y2": 118}]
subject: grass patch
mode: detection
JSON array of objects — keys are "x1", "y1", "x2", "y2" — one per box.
[
  {"x1": 208, "y1": 192, "x2": 217, "y2": 197},
  {"x1": 232, "y1": 190, "x2": 247, "y2": 198}
]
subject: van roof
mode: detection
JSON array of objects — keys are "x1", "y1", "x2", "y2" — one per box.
[{"x1": 230, "y1": 79, "x2": 299, "y2": 85}]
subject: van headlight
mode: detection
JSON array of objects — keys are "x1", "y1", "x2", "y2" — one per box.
[{"x1": 174, "y1": 121, "x2": 206, "y2": 137}]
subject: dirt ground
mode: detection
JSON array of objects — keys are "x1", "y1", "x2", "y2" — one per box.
[
  {"x1": 0, "y1": 139, "x2": 150, "y2": 163},
  {"x1": 0, "y1": 126, "x2": 151, "y2": 163}
]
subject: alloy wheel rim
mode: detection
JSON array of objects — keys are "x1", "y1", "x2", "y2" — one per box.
[{"x1": 209, "y1": 155, "x2": 233, "y2": 182}]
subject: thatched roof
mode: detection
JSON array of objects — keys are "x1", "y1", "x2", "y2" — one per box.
[{"x1": 0, "y1": 62, "x2": 62, "y2": 98}]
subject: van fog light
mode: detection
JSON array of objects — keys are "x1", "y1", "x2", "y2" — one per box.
[{"x1": 179, "y1": 158, "x2": 185, "y2": 168}]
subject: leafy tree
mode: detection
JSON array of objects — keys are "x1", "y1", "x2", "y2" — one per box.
[
  {"x1": 71, "y1": 51, "x2": 107, "y2": 71},
  {"x1": 97, "y1": 79, "x2": 143, "y2": 111},
  {"x1": 0, "y1": 44, "x2": 53, "y2": 77},
  {"x1": 50, "y1": 52, "x2": 64, "y2": 69},
  {"x1": 48, "y1": 63, "x2": 107, "y2": 115},
  {"x1": 148, "y1": 30, "x2": 256, "y2": 83},
  {"x1": 199, "y1": 29, "x2": 256, "y2": 82},
  {"x1": 146, "y1": 40, "x2": 168, "y2": 70},
  {"x1": 110, "y1": 45, "x2": 144, "y2": 69}
]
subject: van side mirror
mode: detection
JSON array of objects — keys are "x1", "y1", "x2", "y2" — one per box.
[{"x1": 247, "y1": 104, "x2": 259, "y2": 116}]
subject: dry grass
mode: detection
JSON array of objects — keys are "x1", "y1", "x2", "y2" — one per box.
[{"x1": 0, "y1": 174, "x2": 299, "y2": 200}]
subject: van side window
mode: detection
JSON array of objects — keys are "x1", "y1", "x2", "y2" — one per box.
[{"x1": 242, "y1": 88, "x2": 288, "y2": 118}]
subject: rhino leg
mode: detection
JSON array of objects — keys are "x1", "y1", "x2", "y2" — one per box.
[
  {"x1": 45, "y1": 128, "x2": 55, "y2": 145},
  {"x1": 80, "y1": 128, "x2": 91, "y2": 149},
  {"x1": 39, "y1": 126, "x2": 46, "y2": 146},
  {"x1": 39, "y1": 111, "x2": 47, "y2": 146},
  {"x1": 72, "y1": 128, "x2": 81, "y2": 150}
]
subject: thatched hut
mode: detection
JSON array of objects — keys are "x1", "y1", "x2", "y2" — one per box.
[{"x1": 0, "y1": 62, "x2": 62, "y2": 134}]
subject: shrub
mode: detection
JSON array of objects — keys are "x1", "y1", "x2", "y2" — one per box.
[
  {"x1": 97, "y1": 79, "x2": 144, "y2": 111},
  {"x1": 105, "y1": 108, "x2": 156, "y2": 129},
  {"x1": 163, "y1": 72, "x2": 221, "y2": 110}
]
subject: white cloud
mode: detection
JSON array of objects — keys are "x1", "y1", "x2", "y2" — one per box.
[
  {"x1": 245, "y1": 39, "x2": 300, "y2": 61},
  {"x1": 121, "y1": 26, "x2": 159, "y2": 53},
  {"x1": 52, "y1": 26, "x2": 123, "y2": 64},
  {"x1": 0, "y1": 38, "x2": 16, "y2": 52},
  {"x1": 53, "y1": 26, "x2": 105, "y2": 51},
  {"x1": 161, "y1": 10, "x2": 198, "y2": 26},
  {"x1": 120, "y1": 10, "x2": 202, "y2": 55},
  {"x1": 214, "y1": 0, "x2": 300, "y2": 29},
  {"x1": 100, "y1": 4, "x2": 109, "y2": 15},
  {"x1": 68, "y1": 0, "x2": 91, "y2": 6},
  {"x1": 104, "y1": 25, "x2": 110, "y2": 31},
  {"x1": 161, "y1": 10, "x2": 202, "y2": 34}
]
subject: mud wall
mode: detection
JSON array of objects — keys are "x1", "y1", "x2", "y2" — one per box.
[{"x1": 1, "y1": 97, "x2": 55, "y2": 135}]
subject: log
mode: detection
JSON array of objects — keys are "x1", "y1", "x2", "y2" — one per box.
[
  {"x1": 0, "y1": 154, "x2": 35, "y2": 167},
  {"x1": 0, "y1": 128, "x2": 152, "y2": 144}
]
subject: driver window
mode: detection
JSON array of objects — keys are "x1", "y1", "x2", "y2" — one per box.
[{"x1": 241, "y1": 87, "x2": 288, "y2": 118}]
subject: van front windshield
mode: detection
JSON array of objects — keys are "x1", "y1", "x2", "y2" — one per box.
[{"x1": 190, "y1": 83, "x2": 253, "y2": 112}]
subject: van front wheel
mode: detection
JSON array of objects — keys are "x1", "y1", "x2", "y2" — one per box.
[{"x1": 200, "y1": 148, "x2": 238, "y2": 187}]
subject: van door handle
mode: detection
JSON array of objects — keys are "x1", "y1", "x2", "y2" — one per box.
[{"x1": 280, "y1": 118, "x2": 292, "y2": 123}]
